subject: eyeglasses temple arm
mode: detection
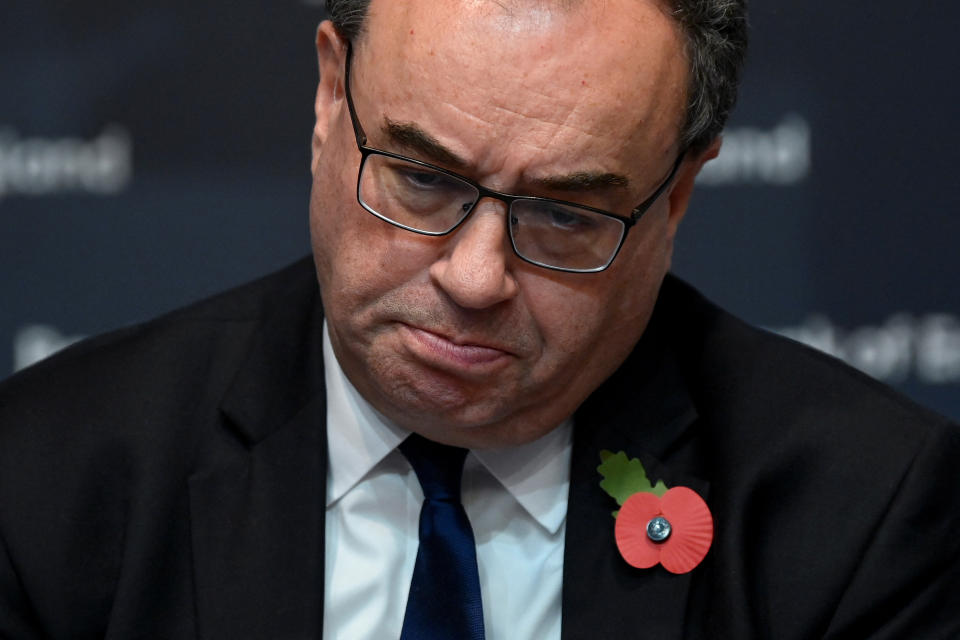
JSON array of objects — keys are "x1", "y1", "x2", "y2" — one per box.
[
  {"x1": 629, "y1": 150, "x2": 686, "y2": 221},
  {"x1": 343, "y1": 42, "x2": 369, "y2": 147}
]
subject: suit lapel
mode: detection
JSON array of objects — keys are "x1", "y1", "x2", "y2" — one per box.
[
  {"x1": 189, "y1": 398, "x2": 326, "y2": 639},
  {"x1": 188, "y1": 266, "x2": 329, "y2": 639},
  {"x1": 562, "y1": 281, "x2": 708, "y2": 639}
]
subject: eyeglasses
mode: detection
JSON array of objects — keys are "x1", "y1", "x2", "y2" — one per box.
[{"x1": 343, "y1": 44, "x2": 685, "y2": 273}]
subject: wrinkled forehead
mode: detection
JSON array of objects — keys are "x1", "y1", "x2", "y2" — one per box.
[{"x1": 353, "y1": 0, "x2": 688, "y2": 176}]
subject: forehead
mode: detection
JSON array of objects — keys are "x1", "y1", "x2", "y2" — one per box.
[{"x1": 354, "y1": 0, "x2": 688, "y2": 181}]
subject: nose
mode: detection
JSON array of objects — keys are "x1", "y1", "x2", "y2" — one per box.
[{"x1": 428, "y1": 200, "x2": 520, "y2": 309}]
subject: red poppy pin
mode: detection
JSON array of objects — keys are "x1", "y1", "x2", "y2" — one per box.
[{"x1": 597, "y1": 450, "x2": 713, "y2": 574}]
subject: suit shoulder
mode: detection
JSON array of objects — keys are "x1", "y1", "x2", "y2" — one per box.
[
  {"x1": 660, "y1": 275, "x2": 955, "y2": 443},
  {"x1": 656, "y1": 277, "x2": 960, "y2": 636},
  {"x1": 0, "y1": 257, "x2": 319, "y2": 457}
]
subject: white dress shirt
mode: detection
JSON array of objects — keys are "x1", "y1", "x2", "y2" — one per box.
[{"x1": 322, "y1": 323, "x2": 572, "y2": 639}]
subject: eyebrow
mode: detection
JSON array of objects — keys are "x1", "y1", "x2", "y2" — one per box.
[
  {"x1": 529, "y1": 171, "x2": 630, "y2": 192},
  {"x1": 383, "y1": 118, "x2": 468, "y2": 169},
  {"x1": 381, "y1": 117, "x2": 631, "y2": 192}
]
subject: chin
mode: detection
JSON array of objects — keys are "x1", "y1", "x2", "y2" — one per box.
[{"x1": 374, "y1": 374, "x2": 567, "y2": 449}]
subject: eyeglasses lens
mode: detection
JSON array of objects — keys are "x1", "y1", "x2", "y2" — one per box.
[{"x1": 358, "y1": 153, "x2": 625, "y2": 272}]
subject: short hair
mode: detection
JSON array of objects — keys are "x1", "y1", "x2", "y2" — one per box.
[{"x1": 325, "y1": 0, "x2": 748, "y2": 154}]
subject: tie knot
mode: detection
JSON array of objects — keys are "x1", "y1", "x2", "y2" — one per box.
[{"x1": 399, "y1": 433, "x2": 469, "y2": 503}]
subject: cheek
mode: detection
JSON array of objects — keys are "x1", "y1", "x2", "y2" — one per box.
[
  {"x1": 309, "y1": 158, "x2": 441, "y2": 325},
  {"x1": 310, "y1": 148, "x2": 388, "y2": 288},
  {"x1": 523, "y1": 212, "x2": 673, "y2": 375},
  {"x1": 607, "y1": 231, "x2": 672, "y2": 333},
  {"x1": 515, "y1": 275, "x2": 622, "y2": 392},
  {"x1": 524, "y1": 283, "x2": 597, "y2": 353},
  {"x1": 309, "y1": 132, "x2": 354, "y2": 284}
]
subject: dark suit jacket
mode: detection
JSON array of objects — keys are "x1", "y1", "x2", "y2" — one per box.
[{"x1": 1, "y1": 258, "x2": 958, "y2": 639}]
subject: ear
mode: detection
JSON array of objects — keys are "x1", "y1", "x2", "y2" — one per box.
[
  {"x1": 312, "y1": 20, "x2": 349, "y2": 174},
  {"x1": 664, "y1": 136, "x2": 723, "y2": 235}
]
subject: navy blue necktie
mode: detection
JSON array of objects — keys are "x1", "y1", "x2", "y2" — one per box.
[{"x1": 399, "y1": 433, "x2": 485, "y2": 640}]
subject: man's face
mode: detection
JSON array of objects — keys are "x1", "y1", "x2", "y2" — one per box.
[{"x1": 310, "y1": 0, "x2": 711, "y2": 448}]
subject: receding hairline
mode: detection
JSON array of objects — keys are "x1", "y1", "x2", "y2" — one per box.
[
  {"x1": 329, "y1": 0, "x2": 749, "y2": 153},
  {"x1": 349, "y1": 0, "x2": 632, "y2": 47}
]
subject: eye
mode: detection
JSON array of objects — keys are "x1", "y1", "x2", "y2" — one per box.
[
  {"x1": 512, "y1": 200, "x2": 604, "y2": 234},
  {"x1": 396, "y1": 166, "x2": 456, "y2": 191},
  {"x1": 547, "y1": 207, "x2": 581, "y2": 227},
  {"x1": 541, "y1": 205, "x2": 597, "y2": 231}
]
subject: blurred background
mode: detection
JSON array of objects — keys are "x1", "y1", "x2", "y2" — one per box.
[{"x1": 2, "y1": 2, "x2": 958, "y2": 419}]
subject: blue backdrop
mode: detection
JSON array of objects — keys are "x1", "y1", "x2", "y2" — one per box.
[{"x1": 2, "y1": 2, "x2": 958, "y2": 419}]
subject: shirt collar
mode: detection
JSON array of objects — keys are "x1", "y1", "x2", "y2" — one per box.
[
  {"x1": 324, "y1": 321, "x2": 572, "y2": 534},
  {"x1": 471, "y1": 420, "x2": 572, "y2": 535}
]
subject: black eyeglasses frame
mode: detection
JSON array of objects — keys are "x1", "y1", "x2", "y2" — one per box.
[{"x1": 341, "y1": 42, "x2": 685, "y2": 273}]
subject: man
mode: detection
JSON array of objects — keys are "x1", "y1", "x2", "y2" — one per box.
[{"x1": 1, "y1": 0, "x2": 958, "y2": 638}]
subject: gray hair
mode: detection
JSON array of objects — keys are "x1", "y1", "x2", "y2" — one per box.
[{"x1": 325, "y1": 0, "x2": 748, "y2": 153}]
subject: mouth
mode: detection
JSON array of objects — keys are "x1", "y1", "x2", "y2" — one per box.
[{"x1": 399, "y1": 323, "x2": 515, "y2": 373}]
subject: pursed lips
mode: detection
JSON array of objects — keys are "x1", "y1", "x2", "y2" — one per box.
[{"x1": 399, "y1": 323, "x2": 519, "y2": 370}]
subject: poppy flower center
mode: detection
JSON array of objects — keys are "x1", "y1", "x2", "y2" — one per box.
[{"x1": 646, "y1": 516, "x2": 672, "y2": 542}]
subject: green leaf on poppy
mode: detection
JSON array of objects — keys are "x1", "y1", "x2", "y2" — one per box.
[{"x1": 598, "y1": 450, "x2": 668, "y2": 517}]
